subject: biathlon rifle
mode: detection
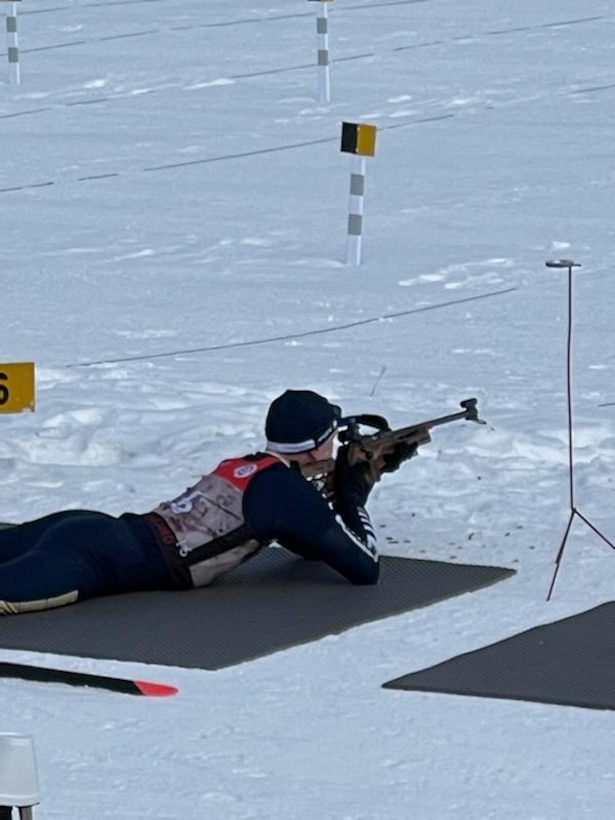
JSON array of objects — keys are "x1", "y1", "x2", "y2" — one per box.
[{"x1": 302, "y1": 398, "x2": 486, "y2": 499}]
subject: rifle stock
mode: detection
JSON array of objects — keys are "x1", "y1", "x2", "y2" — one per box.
[{"x1": 301, "y1": 398, "x2": 485, "y2": 498}]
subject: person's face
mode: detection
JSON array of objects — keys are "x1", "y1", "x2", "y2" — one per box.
[{"x1": 303, "y1": 432, "x2": 336, "y2": 462}]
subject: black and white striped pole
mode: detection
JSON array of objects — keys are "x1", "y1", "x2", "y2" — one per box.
[
  {"x1": 341, "y1": 121, "x2": 377, "y2": 266},
  {"x1": 2, "y1": 0, "x2": 20, "y2": 85},
  {"x1": 308, "y1": 0, "x2": 331, "y2": 104}
]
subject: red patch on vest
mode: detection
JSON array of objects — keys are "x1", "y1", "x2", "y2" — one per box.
[{"x1": 213, "y1": 455, "x2": 278, "y2": 490}]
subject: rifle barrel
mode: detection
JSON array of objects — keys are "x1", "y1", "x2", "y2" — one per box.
[
  {"x1": 416, "y1": 398, "x2": 484, "y2": 431},
  {"x1": 426, "y1": 409, "x2": 471, "y2": 429}
]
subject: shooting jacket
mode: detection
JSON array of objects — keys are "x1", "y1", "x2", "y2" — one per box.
[{"x1": 145, "y1": 453, "x2": 278, "y2": 588}]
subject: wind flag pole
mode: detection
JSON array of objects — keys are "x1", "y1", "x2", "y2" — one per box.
[
  {"x1": 545, "y1": 258, "x2": 615, "y2": 600},
  {"x1": 340, "y1": 121, "x2": 377, "y2": 266},
  {"x1": 2, "y1": 1, "x2": 20, "y2": 85},
  {"x1": 308, "y1": 0, "x2": 332, "y2": 104}
]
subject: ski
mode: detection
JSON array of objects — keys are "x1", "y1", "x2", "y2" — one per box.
[{"x1": 0, "y1": 661, "x2": 178, "y2": 697}]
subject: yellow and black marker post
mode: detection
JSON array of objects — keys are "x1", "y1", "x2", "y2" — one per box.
[
  {"x1": 1, "y1": 0, "x2": 21, "y2": 85},
  {"x1": 0, "y1": 363, "x2": 35, "y2": 413},
  {"x1": 340, "y1": 121, "x2": 377, "y2": 265},
  {"x1": 307, "y1": 0, "x2": 332, "y2": 103}
]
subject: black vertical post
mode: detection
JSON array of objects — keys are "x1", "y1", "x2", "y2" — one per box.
[{"x1": 545, "y1": 259, "x2": 615, "y2": 600}]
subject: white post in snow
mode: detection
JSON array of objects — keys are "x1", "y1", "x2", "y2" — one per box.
[
  {"x1": 340, "y1": 121, "x2": 377, "y2": 266},
  {"x1": 346, "y1": 153, "x2": 366, "y2": 266},
  {"x1": 308, "y1": 0, "x2": 331, "y2": 104},
  {"x1": 2, "y1": 0, "x2": 21, "y2": 85},
  {"x1": 0, "y1": 733, "x2": 41, "y2": 819}
]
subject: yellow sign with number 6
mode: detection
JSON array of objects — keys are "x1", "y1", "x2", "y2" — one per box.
[{"x1": 0, "y1": 362, "x2": 35, "y2": 413}]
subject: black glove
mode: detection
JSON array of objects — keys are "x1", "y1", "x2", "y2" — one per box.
[
  {"x1": 333, "y1": 446, "x2": 374, "y2": 507},
  {"x1": 380, "y1": 441, "x2": 418, "y2": 474}
]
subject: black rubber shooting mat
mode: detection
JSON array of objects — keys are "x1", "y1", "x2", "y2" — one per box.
[
  {"x1": 0, "y1": 549, "x2": 514, "y2": 670},
  {"x1": 383, "y1": 603, "x2": 615, "y2": 711}
]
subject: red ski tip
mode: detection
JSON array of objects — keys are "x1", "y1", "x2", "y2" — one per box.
[{"x1": 134, "y1": 680, "x2": 178, "y2": 697}]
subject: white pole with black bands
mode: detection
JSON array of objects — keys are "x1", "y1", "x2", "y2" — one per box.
[
  {"x1": 346, "y1": 154, "x2": 366, "y2": 266},
  {"x1": 4, "y1": 1, "x2": 20, "y2": 85},
  {"x1": 309, "y1": 0, "x2": 331, "y2": 104},
  {"x1": 340, "y1": 122, "x2": 377, "y2": 266},
  {"x1": 316, "y1": 0, "x2": 331, "y2": 104}
]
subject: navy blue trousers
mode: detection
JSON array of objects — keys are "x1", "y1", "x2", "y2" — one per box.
[{"x1": 0, "y1": 510, "x2": 174, "y2": 605}]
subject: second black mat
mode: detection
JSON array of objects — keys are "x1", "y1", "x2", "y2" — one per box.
[
  {"x1": 383, "y1": 603, "x2": 615, "y2": 711},
  {"x1": 0, "y1": 548, "x2": 514, "y2": 670}
]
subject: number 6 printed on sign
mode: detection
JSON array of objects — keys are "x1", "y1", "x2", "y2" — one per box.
[{"x1": 0, "y1": 363, "x2": 35, "y2": 413}]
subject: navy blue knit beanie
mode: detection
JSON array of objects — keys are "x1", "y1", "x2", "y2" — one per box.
[{"x1": 265, "y1": 390, "x2": 341, "y2": 453}]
